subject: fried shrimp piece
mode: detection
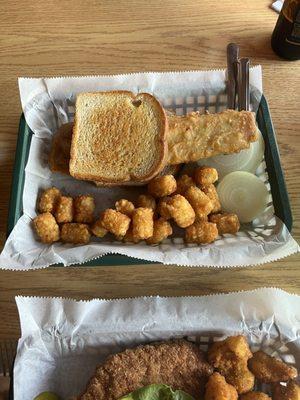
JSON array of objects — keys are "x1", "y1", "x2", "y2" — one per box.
[
  {"x1": 195, "y1": 166, "x2": 218, "y2": 186},
  {"x1": 90, "y1": 219, "x2": 108, "y2": 238},
  {"x1": 201, "y1": 184, "x2": 221, "y2": 213},
  {"x1": 115, "y1": 199, "x2": 135, "y2": 217},
  {"x1": 273, "y1": 381, "x2": 300, "y2": 400},
  {"x1": 157, "y1": 197, "x2": 172, "y2": 220},
  {"x1": 248, "y1": 351, "x2": 298, "y2": 383},
  {"x1": 132, "y1": 208, "x2": 154, "y2": 240},
  {"x1": 148, "y1": 175, "x2": 177, "y2": 198},
  {"x1": 176, "y1": 174, "x2": 195, "y2": 195},
  {"x1": 146, "y1": 218, "x2": 173, "y2": 245},
  {"x1": 38, "y1": 187, "x2": 61, "y2": 213},
  {"x1": 166, "y1": 194, "x2": 195, "y2": 228},
  {"x1": 240, "y1": 392, "x2": 271, "y2": 400},
  {"x1": 101, "y1": 209, "x2": 130, "y2": 237},
  {"x1": 184, "y1": 186, "x2": 213, "y2": 219},
  {"x1": 33, "y1": 212, "x2": 60, "y2": 244},
  {"x1": 185, "y1": 221, "x2": 218, "y2": 244},
  {"x1": 74, "y1": 195, "x2": 95, "y2": 223},
  {"x1": 205, "y1": 372, "x2": 238, "y2": 400},
  {"x1": 136, "y1": 194, "x2": 156, "y2": 211},
  {"x1": 208, "y1": 335, "x2": 254, "y2": 394},
  {"x1": 61, "y1": 223, "x2": 90, "y2": 244},
  {"x1": 209, "y1": 213, "x2": 240, "y2": 234},
  {"x1": 55, "y1": 196, "x2": 73, "y2": 223}
]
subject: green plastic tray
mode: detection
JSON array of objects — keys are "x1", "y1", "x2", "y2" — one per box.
[{"x1": 6, "y1": 95, "x2": 292, "y2": 266}]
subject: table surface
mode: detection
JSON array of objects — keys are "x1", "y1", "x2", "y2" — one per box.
[{"x1": 0, "y1": 0, "x2": 299, "y2": 341}]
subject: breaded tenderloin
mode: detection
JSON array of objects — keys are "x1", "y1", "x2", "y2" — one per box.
[{"x1": 80, "y1": 340, "x2": 213, "y2": 400}]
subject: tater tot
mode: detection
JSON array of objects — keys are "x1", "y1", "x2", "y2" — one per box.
[
  {"x1": 101, "y1": 209, "x2": 130, "y2": 237},
  {"x1": 136, "y1": 194, "x2": 156, "y2": 210},
  {"x1": 147, "y1": 175, "x2": 177, "y2": 198},
  {"x1": 61, "y1": 223, "x2": 90, "y2": 244},
  {"x1": 185, "y1": 221, "x2": 218, "y2": 244},
  {"x1": 146, "y1": 218, "x2": 173, "y2": 245},
  {"x1": 90, "y1": 218, "x2": 108, "y2": 238},
  {"x1": 122, "y1": 227, "x2": 140, "y2": 244},
  {"x1": 33, "y1": 212, "x2": 60, "y2": 243},
  {"x1": 194, "y1": 166, "x2": 218, "y2": 186},
  {"x1": 166, "y1": 194, "x2": 195, "y2": 228},
  {"x1": 132, "y1": 207, "x2": 154, "y2": 239},
  {"x1": 115, "y1": 199, "x2": 135, "y2": 216},
  {"x1": 55, "y1": 196, "x2": 73, "y2": 223},
  {"x1": 74, "y1": 195, "x2": 95, "y2": 223},
  {"x1": 201, "y1": 184, "x2": 221, "y2": 213},
  {"x1": 38, "y1": 187, "x2": 61, "y2": 213},
  {"x1": 185, "y1": 186, "x2": 213, "y2": 219},
  {"x1": 157, "y1": 197, "x2": 171, "y2": 220},
  {"x1": 176, "y1": 174, "x2": 195, "y2": 195},
  {"x1": 209, "y1": 213, "x2": 240, "y2": 234}
]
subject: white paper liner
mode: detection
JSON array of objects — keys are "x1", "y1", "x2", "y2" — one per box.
[
  {"x1": 0, "y1": 67, "x2": 298, "y2": 270},
  {"x1": 14, "y1": 288, "x2": 300, "y2": 400}
]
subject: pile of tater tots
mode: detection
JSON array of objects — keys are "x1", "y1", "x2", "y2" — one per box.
[{"x1": 33, "y1": 166, "x2": 240, "y2": 245}]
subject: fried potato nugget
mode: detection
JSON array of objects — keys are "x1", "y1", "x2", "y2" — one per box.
[
  {"x1": 240, "y1": 392, "x2": 271, "y2": 400},
  {"x1": 101, "y1": 209, "x2": 130, "y2": 237},
  {"x1": 132, "y1": 208, "x2": 154, "y2": 240},
  {"x1": 273, "y1": 381, "x2": 300, "y2": 400},
  {"x1": 202, "y1": 184, "x2": 221, "y2": 213},
  {"x1": 61, "y1": 223, "x2": 90, "y2": 244},
  {"x1": 122, "y1": 227, "x2": 140, "y2": 244},
  {"x1": 166, "y1": 194, "x2": 195, "y2": 228},
  {"x1": 208, "y1": 335, "x2": 254, "y2": 394},
  {"x1": 248, "y1": 351, "x2": 298, "y2": 383},
  {"x1": 55, "y1": 196, "x2": 73, "y2": 223},
  {"x1": 148, "y1": 175, "x2": 177, "y2": 198},
  {"x1": 176, "y1": 174, "x2": 195, "y2": 195},
  {"x1": 205, "y1": 372, "x2": 238, "y2": 400},
  {"x1": 185, "y1": 186, "x2": 213, "y2": 220},
  {"x1": 194, "y1": 166, "x2": 218, "y2": 186},
  {"x1": 146, "y1": 218, "x2": 173, "y2": 245},
  {"x1": 33, "y1": 212, "x2": 60, "y2": 244},
  {"x1": 185, "y1": 221, "x2": 218, "y2": 244},
  {"x1": 115, "y1": 199, "x2": 135, "y2": 217},
  {"x1": 157, "y1": 197, "x2": 172, "y2": 220},
  {"x1": 90, "y1": 219, "x2": 108, "y2": 238},
  {"x1": 136, "y1": 194, "x2": 156, "y2": 211},
  {"x1": 38, "y1": 187, "x2": 61, "y2": 213},
  {"x1": 74, "y1": 195, "x2": 95, "y2": 223},
  {"x1": 209, "y1": 213, "x2": 240, "y2": 234}
]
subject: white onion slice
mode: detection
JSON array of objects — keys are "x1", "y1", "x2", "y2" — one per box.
[
  {"x1": 217, "y1": 171, "x2": 269, "y2": 223},
  {"x1": 197, "y1": 130, "x2": 265, "y2": 179}
]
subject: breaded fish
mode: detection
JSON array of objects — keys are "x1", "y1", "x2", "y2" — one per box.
[{"x1": 79, "y1": 340, "x2": 213, "y2": 400}]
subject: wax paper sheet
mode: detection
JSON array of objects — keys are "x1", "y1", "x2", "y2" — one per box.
[
  {"x1": 0, "y1": 67, "x2": 298, "y2": 269},
  {"x1": 14, "y1": 288, "x2": 300, "y2": 400}
]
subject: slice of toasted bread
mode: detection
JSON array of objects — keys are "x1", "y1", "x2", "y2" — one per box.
[{"x1": 69, "y1": 91, "x2": 167, "y2": 184}]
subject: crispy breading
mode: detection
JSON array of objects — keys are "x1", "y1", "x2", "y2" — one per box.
[
  {"x1": 101, "y1": 209, "x2": 130, "y2": 237},
  {"x1": 146, "y1": 218, "x2": 172, "y2": 245},
  {"x1": 273, "y1": 381, "x2": 300, "y2": 400},
  {"x1": 115, "y1": 199, "x2": 135, "y2": 217},
  {"x1": 122, "y1": 227, "x2": 140, "y2": 243},
  {"x1": 132, "y1": 208, "x2": 154, "y2": 240},
  {"x1": 201, "y1": 184, "x2": 221, "y2": 213},
  {"x1": 167, "y1": 110, "x2": 259, "y2": 165},
  {"x1": 166, "y1": 194, "x2": 195, "y2": 228},
  {"x1": 248, "y1": 351, "x2": 298, "y2": 383},
  {"x1": 148, "y1": 175, "x2": 177, "y2": 198},
  {"x1": 185, "y1": 186, "x2": 213, "y2": 220},
  {"x1": 74, "y1": 195, "x2": 95, "y2": 223},
  {"x1": 90, "y1": 219, "x2": 108, "y2": 238},
  {"x1": 136, "y1": 194, "x2": 156, "y2": 211},
  {"x1": 194, "y1": 166, "x2": 218, "y2": 186},
  {"x1": 240, "y1": 392, "x2": 271, "y2": 400},
  {"x1": 209, "y1": 213, "x2": 240, "y2": 234},
  {"x1": 185, "y1": 221, "x2": 218, "y2": 244},
  {"x1": 33, "y1": 212, "x2": 60, "y2": 244},
  {"x1": 79, "y1": 340, "x2": 213, "y2": 400},
  {"x1": 208, "y1": 335, "x2": 254, "y2": 394},
  {"x1": 61, "y1": 223, "x2": 90, "y2": 244},
  {"x1": 204, "y1": 372, "x2": 238, "y2": 400},
  {"x1": 38, "y1": 187, "x2": 61, "y2": 214},
  {"x1": 157, "y1": 197, "x2": 172, "y2": 220},
  {"x1": 55, "y1": 196, "x2": 74, "y2": 223}
]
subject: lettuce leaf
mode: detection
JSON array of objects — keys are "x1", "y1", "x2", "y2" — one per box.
[{"x1": 119, "y1": 384, "x2": 195, "y2": 400}]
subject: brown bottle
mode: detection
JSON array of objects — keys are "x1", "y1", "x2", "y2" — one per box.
[{"x1": 271, "y1": 0, "x2": 300, "y2": 60}]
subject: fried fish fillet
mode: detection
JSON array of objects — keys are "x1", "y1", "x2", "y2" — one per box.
[
  {"x1": 79, "y1": 340, "x2": 213, "y2": 400},
  {"x1": 167, "y1": 110, "x2": 259, "y2": 165}
]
